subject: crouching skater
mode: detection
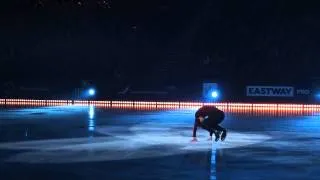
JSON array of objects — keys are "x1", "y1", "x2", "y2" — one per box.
[{"x1": 192, "y1": 105, "x2": 227, "y2": 142}]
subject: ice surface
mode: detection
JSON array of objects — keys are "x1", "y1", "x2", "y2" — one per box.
[{"x1": 0, "y1": 106, "x2": 319, "y2": 180}]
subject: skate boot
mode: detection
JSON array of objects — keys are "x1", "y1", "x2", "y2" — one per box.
[
  {"x1": 214, "y1": 131, "x2": 220, "y2": 142},
  {"x1": 220, "y1": 129, "x2": 227, "y2": 141}
]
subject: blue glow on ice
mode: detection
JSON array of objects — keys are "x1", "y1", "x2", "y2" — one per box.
[{"x1": 88, "y1": 106, "x2": 95, "y2": 131}]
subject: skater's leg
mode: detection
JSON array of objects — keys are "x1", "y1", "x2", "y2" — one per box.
[
  {"x1": 210, "y1": 128, "x2": 221, "y2": 142},
  {"x1": 202, "y1": 117, "x2": 219, "y2": 140},
  {"x1": 216, "y1": 125, "x2": 227, "y2": 141},
  {"x1": 215, "y1": 125, "x2": 224, "y2": 131},
  {"x1": 201, "y1": 123, "x2": 220, "y2": 142},
  {"x1": 205, "y1": 111, "x2": 226, "y2": 141}
]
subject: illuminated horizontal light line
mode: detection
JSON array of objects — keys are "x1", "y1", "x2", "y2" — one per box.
[
  {"x1": 135, "y1": 101, "x2": 157, "y2": 105},
  {"x1": 112, "y1": 101, "x2": 134, "y2": 104},
  {"x1": 1, "y1": 99, "x2": 320, "y2": 112},
  {"x1": 0, "y1": 99, "x2": 5, "y2": 105},
  {"x1": 228, "y1": 103, "x2": 252, "y2": 107},
  {"x1": 90, "y1": 101, "x2": 110, "y2": 104}
]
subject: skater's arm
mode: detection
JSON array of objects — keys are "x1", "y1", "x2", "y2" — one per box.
[
  {"x1": 192, "y1": 118, "x2": 198, "y2": 137},
  {"x1": 192, "y1": 116, "x2": 205, "y2": 137}
]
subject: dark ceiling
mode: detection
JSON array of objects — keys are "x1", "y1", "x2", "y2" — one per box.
[{"x1": 1, "y1": 0, "x2": 320, "y2": 84}]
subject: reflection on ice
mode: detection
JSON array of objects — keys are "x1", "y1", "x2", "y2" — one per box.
[{"x1": 88, "y1": 105, "x2": 95, "y2": 132}]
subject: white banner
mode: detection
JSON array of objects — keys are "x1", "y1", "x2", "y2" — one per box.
[{"x1": 246, "y1": 86, "x2": 294, "y2": 97}]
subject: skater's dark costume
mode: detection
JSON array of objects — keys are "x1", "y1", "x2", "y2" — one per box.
[{"x1": 192, "y1": 105, "x2": 227, "y2": 141}]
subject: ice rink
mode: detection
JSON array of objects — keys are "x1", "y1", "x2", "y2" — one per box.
[{"x1": 0, "y1": 105, "x2": 319, "y2": 180}]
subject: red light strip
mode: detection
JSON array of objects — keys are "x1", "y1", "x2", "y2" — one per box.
[
  {"x1": 0, "y1": 99, "x2": 5, "y2": 105},
  {"x1": 1, "y1": 99, "x2": 320, "y2": 113}
]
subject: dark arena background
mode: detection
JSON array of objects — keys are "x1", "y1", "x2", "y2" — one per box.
[{"x1": 1, "y1": 1, "x2": 320, "y2": 180}]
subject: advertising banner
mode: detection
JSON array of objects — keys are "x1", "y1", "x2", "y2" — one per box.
[{"x1": 246, "y1": 86, "x2": 294, "y2": 97}]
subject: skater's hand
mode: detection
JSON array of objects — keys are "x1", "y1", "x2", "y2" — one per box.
[{"x1": 191, "y1": 137, "x2": 198, "y2": 142}]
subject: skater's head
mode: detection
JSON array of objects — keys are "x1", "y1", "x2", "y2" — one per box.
[{"x1": 197, "y1": 116, "x2": 205, "y2": 123}]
